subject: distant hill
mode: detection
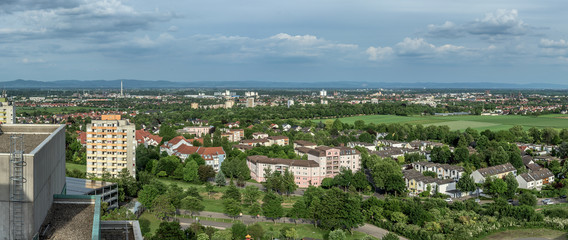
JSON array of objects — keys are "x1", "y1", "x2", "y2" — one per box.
[{"x1": 0, "y1": 79, "x2": 566, "y2": 89}]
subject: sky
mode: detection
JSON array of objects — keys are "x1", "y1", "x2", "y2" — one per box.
[{"x1": 2, "y1": 0, "x2": 568, "y2": 84}]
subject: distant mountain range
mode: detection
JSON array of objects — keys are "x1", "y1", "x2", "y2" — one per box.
[{"x1": 0, "y1": 79, "x2": 566, "y2": 89}]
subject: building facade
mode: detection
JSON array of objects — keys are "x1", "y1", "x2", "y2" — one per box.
[
  {"x1": 471, "y1": 163, "x2": 517, "y2": 184},
  {"x1": 86, "y1": 115, "x2": 137, "y2": 178},
  {"x1": 0, "y1": 124, "x2": 66, "y2": 240},
  {"x1": 0, "y1": 92, "x2": 15, "y2": 124},
  {"x1": 247, "y1": 156, "x2": 324, "y2": 187}
]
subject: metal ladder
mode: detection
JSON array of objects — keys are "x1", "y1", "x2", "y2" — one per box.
[{"x1": 10, "y1": 135, "x2": 26, "y2": 240}]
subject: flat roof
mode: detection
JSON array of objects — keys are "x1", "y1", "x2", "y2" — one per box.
[
  {"x1": 0, "y1": 124, "x2": 62, "y2": 154},
  {"x1": 66, "y1": 177, "x2": 116, "y2": 195},
  {"x1": 40, "y1": 203, "x2": 94, "y2": 239}
]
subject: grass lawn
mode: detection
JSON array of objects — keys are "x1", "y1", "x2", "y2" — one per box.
[
  {"x1": 255, "y1": 222, "x2": 377, "y2": 240},
  {"x1": 156, "y1": 178, "x2": 302, "y2": 213},
  {"x1": 65, "y1": 162, "x2": 86, "y2": 174},
  {"x1": 336, "y1": 114, "x2": 568, "y2": 131},
  {"x1": 483, "y1": 228, "x2": 567, "y2": 240},
  {"x1": 138, "y1": 211, "x2": 162, "y2": 237}
]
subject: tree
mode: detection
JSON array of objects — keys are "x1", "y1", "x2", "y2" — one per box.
[
  {"x1": 249, "y1": 202, "x2": 262, "y2": 217},
  {"x1": 183, "y1": 160, "x2": 199, "y2": 182},
  {"x1": 369, "y1": 156, "x2": 401, "y2": 190},
  {"x1": 352, "y1": 170, "x2": 370, "y2": 192},
  {"x1": 456, "y1": 174, "x2": 476, "y2": 193},
  {"x1": 211, "y1": 231, "x2": 232, "y2": 240},
  {"x1": 489, "y1": 146, "x2": 509, "y2": 166},
  {"x1": 328, "y1": 229, "x2": 346, "y2": 240},
  {"x1": 247, "y1": 223, "x2": 265, "y2": 240},
  {"x1": 316, "y1": 188, "x2": 363, "y2": 231},
  {"x1": 483, "y1": 177, "x2": 507, "y2": 198},
  {"x1": 231, "y1": 222, "x2": 247, "y2": 240},
  {"x1": 453, "y1": 147, "x2": 469, "y2": 163},
  {"x1": 282, "y1": 169, "x2": 298, "y2": 196},
  {"x1": 223, "y1": 182, "x2": 241, "y2": 202},
  {"x1": 381, "y1": 233, "x2": 400, "y2": 240},
  {"x1": 198, "y1": 165, "x2": 216, "y2": 182},
  {"x1": 215, "y1": 170, "x2": 226, "y2": 186},
  {"x1": 152, "y1": 195, "x2": 176, "y2": 220},
  {"x1": 197, "y1": 233, "x2": 209, "y2": 240},
  {"x1": 243, "y1": 185, "x2": 261, "y2": 207},
  {"x1": 504, "y1": 173, "x2": 518, "y2": 199},
  {"x1": 284, "y1": 228, "x2": 299, "y2": 240},
  {"x1": 384, "y1": 174, "x2": 406, "y2": 196},
  {"x1": 152, "y1": 221, "x2": 184, "y2": 240},
  {"x1": 422, "y1": 171, "x2": 437, "y2": 178},
  {"x1": 181, "y1": 196, "x2": 205, "y2": 216},
  {"x1": 138, "y1": 181, "x2": 166, "y2": 208},
  {"x1": 518, "y1": 191, "x2": 537, "y2": 207},
  {"x1": 262, "y1": 191, "x2": 284, "y2": 222},
  {"x1": 223, "y1": 198, "x2": 241, "y2": 219},
  {"x1": 204, "y1": 182, "x2": 215, "y2": 198}
]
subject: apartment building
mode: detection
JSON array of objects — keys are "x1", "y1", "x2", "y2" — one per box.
[
  {"x1": 0, "y1": 91, "x2": 15, "y2": 124},
  {"x1": 181, "y1": 126, "x2": 213, "y2": 137},
  {"x1": 303, "y1": 146, "x2": 361, "y2": 177},
  {"x1": 247, "y1": 155, "x2": 324, "y2": 187},
  {"x1": 403, "y1": 170, "x2": 457, "y2": 197},
  {"x1": 174, "y1": 145, "x2": 226, "y2": 171},
  {"x1": 86, "y1": 115, "x2": 136, "y2": 178}
]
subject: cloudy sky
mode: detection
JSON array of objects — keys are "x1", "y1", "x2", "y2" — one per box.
[{"x1": 2, "y1": 0, "x2": 568, "y2": 84}]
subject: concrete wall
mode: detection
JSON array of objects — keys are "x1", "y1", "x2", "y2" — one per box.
[{"x1": 0, "y1": 124, "x2": 65, "y2": 240}]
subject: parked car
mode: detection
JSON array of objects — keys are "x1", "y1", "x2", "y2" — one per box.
[
  {"x1": 543, "y1": 199, "x2": 554, "y2": 205},
  {"x1": 445, "y1": 198, "x2": 453, "y2": 202},
  {"x1": 560, "y1": 195, "x2": 567, "y2": 199},
  {"x1": 475, "y1": 198, "x2": 481, "y2": 203}
]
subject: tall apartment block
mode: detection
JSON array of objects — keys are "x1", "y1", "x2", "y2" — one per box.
[
  {"x1": 0, "y1": 91, "x2": 15, "y2": 124},
  {"x1": 86, "y1": 115, "x2": 136, "y2": 178}
]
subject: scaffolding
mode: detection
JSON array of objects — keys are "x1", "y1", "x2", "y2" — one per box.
[{"x1": 10, "y1": 134, "x2": 26, "y2": 240}]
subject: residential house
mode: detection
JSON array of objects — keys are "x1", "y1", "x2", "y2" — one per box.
[
  {"x1": 412, "y1": 162, "x2": 465, "y2": 181},
  {"x1": 471, "y1": 163, "x2": 517, "y2": 184},
  {"x1": 135, "y1": 129, "x2": 163, "y2": 146},
  {"x1": 179, "y1": 126, "x2": 213, "y2": 137},
  {"x1": 403, "y1": 170, "x2": 457, "y2": 197},
  {"x1": 293, "y1": 140, "x2": 317, "y2": 149},
  {"x1": 240, "y1": 138, "x2": 270, "y2": 147},
  {"x1": 347, "y1": 142, "x2": 376, "y2": 151},
  {"x1": 174, "y1": 146, "x2": 226, "y2": 171},
  {"x1": 516, "y1": 168, "x2": 554, "y2": 190},
  {"x1": 267, "y1": 136, "x2": 289, "y2": 146},
  {"x1": 252, "y1": 132, "x2": 269, "y2": 139}
]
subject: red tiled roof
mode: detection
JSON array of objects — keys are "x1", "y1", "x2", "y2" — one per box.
[{"x1": 76, "y1": 131, "x2": 87, "y2": 145}]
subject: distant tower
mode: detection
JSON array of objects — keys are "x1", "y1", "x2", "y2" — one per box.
[{"x1": 120, "y1": 80, "x2": 124, "y2": 97}]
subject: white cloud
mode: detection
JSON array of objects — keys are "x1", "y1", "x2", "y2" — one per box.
[
  {"x1": 427, "y1": 9, "x2": 530, "y2": 38},
  {"x1": 467, "y1": 9, "x2": 528, "y2": 36},
  {"x1": 20, "y1": 58, "x2": 46, "y2": 64},
  {"x1": 365, "y1": 46, "x2": 393, "y2": 61},
  {"x1": 539, "y1": 39, "x2": 568, "y2": 49}
]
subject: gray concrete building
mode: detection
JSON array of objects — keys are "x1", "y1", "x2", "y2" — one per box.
[{"x1": 0, "y1": 124, "x2": 66, "y2": 240}]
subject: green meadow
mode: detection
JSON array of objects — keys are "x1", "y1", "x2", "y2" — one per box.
[{"x1": 337, "y1": 114, "x2": 568, "y2": 131}]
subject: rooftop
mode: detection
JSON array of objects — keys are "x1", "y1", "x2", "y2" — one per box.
[
  {"x1": 40, "y1": 203, "x2": 94, "y2": 240},
  {"x1": 0, "y1": 124, "x2": 62, "y2": 154},
  {"x1": 65, "y1": 177, "x2": 116, "y2": 195}
]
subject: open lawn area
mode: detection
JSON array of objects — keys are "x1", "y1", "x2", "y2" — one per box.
[
  {"x1": 65, "y1": 162, "x2": 86, "y2": 174},
  {"x1": 156, "y1": 178, "x2": 302, "y2": 213},
  {"x1": 483, "y1": 228, "x2": 567, "y2": 240},
  {"x1": 138, "y1": 212, "x2": 161, "y2": 237},
  {"x1": 336, "y1": 114, "x2": 568, "y2": 131}
]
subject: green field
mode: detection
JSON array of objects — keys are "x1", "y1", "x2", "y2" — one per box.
[
  {"x1": 483, "y1": 228, "x2": 567, "y2": 240},
  {"x1": 336, "y1": 114, "x2": 568, "y2": 131},
  {"x1": 65, "y1": 162, "x2": 86, "y2": 173}
]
